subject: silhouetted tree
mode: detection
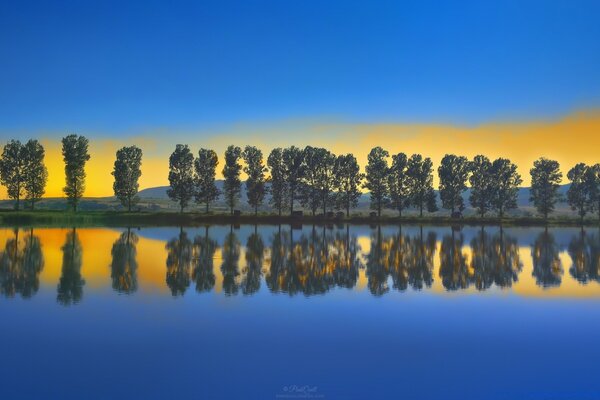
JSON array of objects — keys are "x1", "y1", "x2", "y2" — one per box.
[
  {"x1": 586, "y1": 164, "x2": 600, "y2": 222},
  {"x1": 282, "y1": 146, "x2": 305, "y2": 214},
  {"x1": 222, "y1": 145, "x2": 242, "y2": 214},
  {"x1": 407, "y1": 154, "x2": 437, "y2": 217},
  {"x1": 243, "y1": 146, "x2": 267, "y2": 215},
  {"x1": 167, "y1": 144, "x2": 195, "y2": 212},
  {"x1": 365, "y1": 226, "x2": 390, "y2": 295},
  {"x1": 57, "y1": 228, "x2": 85, "y2": 305},
  {"x1": 110, "y1": 228, "x2": 138, "y2": 294},
  {"x1": 221, "y1": 230, "x2": 241, "y2": 296},
  {"x1": 301, "y1": 147, "x2": 335, "y2": 215},
  {"x1": 567, "y1": 163, "x2": 594, "y2": 222},
  {"x1": 388, "y1": 153, "x2": 410, "y2": 217},
  {"x1": 531, "y1": 229, "x2": 562, "y2": 288},
  {"x1": 62, "y1": 135, "x2": 90, "y2": 212},
  {"x1": 165, "y1": 228, "x2": 193, "y2": 296},
  {"x1": 333, "y1": 154, "x2": 363, "y2": 216},
  {"x1": 242, "y1": 230, "x2": 264, "y2": 295},
  {"x1": 364, "y1": 147, "x2": 389, "y2": 217},
  {"x1": 469, "y1": 155, "x2": 493, "y2": 217},
  {"x1": 267, "y1": 148, "x2": 287, "y2": 215},
  {"x1": 490, "y1": 158, "x2": 522, "y2": 218},
  {"x1": 192, "y1": 227, "x2": 217, "y2": 293},
  {"x1": 22, "y1": 140, "x2": 48, "y2": 210},
  {"x1": 194, "y1": 148, "x2": 220, "y2": 213},
  {"x1": 439, "y1": 230, "x2": 470, "y2": 291},
  {"x1": 0, "y1": 140, "x2": 25, "y2": 209},
  {"x1": 568, "y1": 229, "x2": 600, "y2": 284},
  {"x1": 530, "y1": 158, "x2": 562, "y2": 220},
  {"x1": 112, "y1": 145, "x2": 142, "y2": 211},
  {"x1": 438, "y1": 154, "x2": 470, "y2": 214},
  {"x1": 0, "y1": 229, "x2": 44, "y2": 298}
]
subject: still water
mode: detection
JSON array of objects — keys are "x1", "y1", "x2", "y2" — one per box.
[{"x1": 1, "y1": 224, "x2": 600, "y2": 399}]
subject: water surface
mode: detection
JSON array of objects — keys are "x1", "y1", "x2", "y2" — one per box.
[{"x1": 1, "y1": 224, "x2": 600, "y2": 399}]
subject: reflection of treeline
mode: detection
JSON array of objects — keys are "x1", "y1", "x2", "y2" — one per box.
[
  {"x1": 0, "y1": 228, "x2": 44, "y2": 298},
  {"x1": 4, "y1": 136, "x2": 600, "y2": 221}
]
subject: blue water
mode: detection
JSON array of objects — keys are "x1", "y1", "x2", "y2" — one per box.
[{"x1": 1, "y1": 225, "x2": 599, "y2": 399}]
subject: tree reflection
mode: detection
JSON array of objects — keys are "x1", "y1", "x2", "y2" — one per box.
[
  {"x1": 470, "y1": 228, "x2": 522, "y2": 290},
  {"x1": 407, "y1": 228, "x2": 436, "y2": 290},
  {"x1": 165, "y1": 228, "x2": 193, "y2": 296},
  {"x1": 192, "y1": 227, "x2": 217, "y2": 293},
  {"x1": 0, "y1": 228, "x2": 44, "y2": 299},
  {"x1": 388, "y1": 229, "x2": 411, "y2": 291},
  {"x1": 366, "y1": 226, "x2": 391, "y2": 296},
  {"x1": 439, "y1": 230, "x2": 470, "y2": 291},
  {"x1": 221, "y1": 228, "x2": 241, "y2": 296},
  {"x1": 242, "y1": 227, "x2": 264, "y2": 295},
  {"x1": 57, "y1": 228, "x2": 85, "y2": 305},
  {"x1": 110, "y1": 228, "x2": 138, "y2": 294},
  {"x1": 568, "y1": 229, "x2": 600, "y2": 284},
  {"x1": 266, "y1": 225, "x2": 362, "y2": 296},
  {"x1": 532, "y1": 229, "x2": 563, "y2": 288}
]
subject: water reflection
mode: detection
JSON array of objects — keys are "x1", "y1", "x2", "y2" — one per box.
[
  {"x1": 532, "y1": 229, "x2": 563, "y2": 288},
  {"x1": 165, "y1": 228, "x2": 193, "y2": 296},
  {"x1": 110, "y1": 228, "x2": 138, "y2": 294},
  {"x1": 57, "y1": 228, "x2": 85, "y2": 306},
  {"x1": 0, "y1": 228, "x2": 44, "y2": 299},
  {"x1": 2, "y1": 225, "x2": 600, "y2": 304},
  {"x1": 568, "y1": 229, "x2": 600, "y2": 284}
]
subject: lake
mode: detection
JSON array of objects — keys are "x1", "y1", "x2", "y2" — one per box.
[{"x1": 1, "y1": 224, "x2": 600, "y2": 399}]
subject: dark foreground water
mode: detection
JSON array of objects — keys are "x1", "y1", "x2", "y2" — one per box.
[{"x1": 1, "y1": 224, "x2": 600, "y2": 399}]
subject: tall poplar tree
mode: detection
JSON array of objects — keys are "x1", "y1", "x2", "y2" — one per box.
[
  {"x1": 469, "y1": 155, "x2": 493, "y2": 217},
  {"x1": 243, "y1": 145, "x2": 267, "y2": 215},
  {"x1": 167, "y1": 144, "x2": 195, "y2": 212},
  {"x1": 282, "y1": 146, "x2": 304, "y2": 214},
  {"x1": 530, "y1": 157, "x2": 562, "y2": 220},
  {"x1": 194, "y1": 148, "x2": 220, "y2": 213},
  {"x1": 407, "y1": 154, "x2": 437, "y2": 217},
  {"x1": 62, "y1": 134, "x2": 90, "y2": 212},
  {"x1": 438, "y1": 154, "x2": 470, "y2": 215},
  {"x1": 222, "y1": 145, "x2": 242, "y2": 214},
  {"x1": 112, "y1": 145, "x2": 142, "y2": 211},
  {"x1": 388, "y1": 152, "x2": 410, "y2": 217},
  {"x1": 567, "y1": 163, "x2": 594, "y2": 222},
  {"x1": 267, "y1": 148, "x2": 287, "y2": 216},
  {"x1": 23, "y1": 140, "x2": 48, "y2": 210},
  {"x1": 490, "y1": 158, "x2": 522, "y2": 218},
  {"x1": 0, "y1": 140, "x2": 25, "y2": 210},
  {"x1": 334, "y1": 154, "x2": 363, "y2": 217},
  {"x1": 364, "y1": 147, "x2": 389, "y2": 217}
]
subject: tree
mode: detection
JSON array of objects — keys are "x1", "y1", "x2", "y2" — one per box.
[
  {"x1": 364, "y1": 147, "x2": 389, "y2": 217},
  {"x1": 194, "y1": 148, "x2": 220, "y2": 213},
  {"x1": 112, "y1": 145, "x2": 142, "y2": 211},
  {"x1": 490, "y1": 158, "x2": 522, "y2": 218},
  {"x1": 110, "y1": 228, "x2": 138, "y2": 294},
  {"x1": 388, "y1": 152, "x2": 410, "y2": 217},
  {"x1": 222, "y1": 145, "x2": 242, "y2": 214},
  {"x1": 334, "y1": 154, "x2": 363, "y2": 217},
  {"x1": 468, "y1": 155, "x2": 493, "y2": 217},
  {"x1": 192, "y1": 228, "x2": 217, "y2": 293},
  {"x1": 301, "y1": 147, "x2": 335, "y2": 215},
  {"x1": 587, "y1": 164, "x2": 600, "y2": 222},
  {"x1": 165, "y1": 228, "x2": 193, "y2": 296},
  {"x1": 62, "y1": 134, "x2": 90, "y2": 212},
  {"x1": 0, "y1": 140, "x2": 25, "y2": 210},
  {"x1": 267, "y1": 148, "x2": 287, "y2": 215},
  {"x1": 530, "y1": 158, "x2": 562, "y2": 220},
  {"x1": 282, "y1": 146, "x2": 304, "y2": 214},
  {"x1": 167, "y1": 145, "x2": 195, "y2": 212},
  {"x1": 567, "y1": 163, "x2": 594, "y2": 222},
  {"x1": 407, "y1": 154, "x2": 437, "y2": 217},
  {"x1": 57, "y1": 228, "x2": 85, "y2": 305},
  {"x1": 243, "y1": 146, "x2": 267, "y2": 215},
  {"x1": 23, "y1": 140, "x2": 48, "y2": 210},
  {"x1": 438, "y1": 154, "x2": 470, "y2": 214}
]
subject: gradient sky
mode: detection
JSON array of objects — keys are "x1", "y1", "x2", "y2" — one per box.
[{"x1": 1, "y1": 0, "x2": 599, "y2": 197}]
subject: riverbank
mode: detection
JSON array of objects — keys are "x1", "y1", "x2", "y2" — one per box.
[{"x1": 0, "y1": 210, "x2": 599, "y2": 227}]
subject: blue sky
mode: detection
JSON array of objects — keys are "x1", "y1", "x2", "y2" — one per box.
[{"x1": 1, "y1": 0, "x2": 599, "y2": 136}]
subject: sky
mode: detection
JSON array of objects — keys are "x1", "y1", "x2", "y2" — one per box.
[{"x1": 1, "y1": 0, "x2": 599, "y2": 197}]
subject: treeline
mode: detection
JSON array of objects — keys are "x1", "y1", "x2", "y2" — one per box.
[{"x1": 2, "y1": 136, "x2": 600, "y2": 221}]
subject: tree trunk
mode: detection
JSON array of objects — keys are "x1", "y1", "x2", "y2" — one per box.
[
  {"x1": 419, "y1": 204, "x2": 423, "y2": 217},
  {"x1": 346, "y1": 197, "x2": 350, "y2": 217},
  {"x1": 206, "y1": 202, "x2": 209, "y2": 214},
  {"x1": 255, "y1": 205, "x2": 258, "y2": 216}
]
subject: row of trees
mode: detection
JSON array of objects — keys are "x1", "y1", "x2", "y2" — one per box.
[{"x1": 2, "y1": 136, "x2": 600, "y2": 220}]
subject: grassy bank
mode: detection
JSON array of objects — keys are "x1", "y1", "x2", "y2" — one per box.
[{"x1": 1, "y1": 210, "x2": 599, "y2": 227}]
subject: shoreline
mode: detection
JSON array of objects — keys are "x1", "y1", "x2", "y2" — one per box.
[{"x1": 0, "y1": 210, "x2": 599, "y2": 228}]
